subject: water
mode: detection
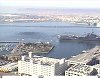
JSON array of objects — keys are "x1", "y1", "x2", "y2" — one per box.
[{"x1": 0, "y1": 22, "x2": 100, "y2": 58}]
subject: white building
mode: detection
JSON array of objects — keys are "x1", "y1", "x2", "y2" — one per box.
[
  {"x1": 65, "y1": 63, "x2": 95, "y2": 76},
  {"x1": 18, "y1": 52, "x2": 68, "y2": 76}
]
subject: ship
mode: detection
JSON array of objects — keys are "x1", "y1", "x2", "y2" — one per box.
[
  {"x1": 57, "y1": 32, "x2": 100, "y2": 41},
  {"x1": 96, "y1": 22, "x2": 100, "y2": 27}
]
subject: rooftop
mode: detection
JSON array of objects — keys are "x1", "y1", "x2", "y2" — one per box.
[
  {"x1": 21, "y1": 55, "x2": 65, "y2": 66},
  {"x1": 93, "y1": 64, "x2": 100, "y2": 68},
  {"x1": 66, "y1": 63, "x2": 93, "y2": 75}
]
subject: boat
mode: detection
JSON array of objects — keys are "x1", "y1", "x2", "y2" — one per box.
[
  {"x1": 96, "y1": 22, "x2": 100, "y2": 27},
  {"x1": 82, "y1": 50, "x2": 87, "y2": 53},
  {"x1": 57, "y1": 32, "x2": 100, "y2": 41}
]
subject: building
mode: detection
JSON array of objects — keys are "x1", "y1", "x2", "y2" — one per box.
[
  {"x1": 65, "y1": 63, "x2": 95, "y2": 76},
  {"x1": 0, "y1": 62, "x2": 18, "y2": 72},
  {"x1": 92, "y1": 64, "x2": 100, "y2": 75},
  {"x1": 18, "y1": 52, "x2": 68, "y2": 76}
]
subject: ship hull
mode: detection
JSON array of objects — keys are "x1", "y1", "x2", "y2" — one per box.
[
  {"x1": 58, "y1": 33, "x2": 100, "y2": 41},
  {"x1": 59, "y1": 38, "x2": 100, "y2": 41}
]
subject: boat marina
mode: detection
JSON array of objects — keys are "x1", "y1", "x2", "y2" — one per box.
[
  {"x1": 0, "y1": 42, "x2": 54, "y2": 62},
  {"x1": 0, "y1": 43, "x2": 15, "y2": 52}
]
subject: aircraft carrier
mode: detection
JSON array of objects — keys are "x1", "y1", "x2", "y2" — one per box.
[{"x1": 57, "y1": 32, "x2": 100, "y2": 41}]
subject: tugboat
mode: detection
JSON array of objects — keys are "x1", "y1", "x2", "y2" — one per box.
[{"x1": 57, "y1": 32, "x2": 100, "y2": 41}]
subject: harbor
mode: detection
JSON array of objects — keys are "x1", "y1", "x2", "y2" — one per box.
[
  {"x1": 0, "y1": 21, "x2": 100, "y2": 76},
  {"x1": 0, "y1": 43, "x2": 15, "y2": 52},
  {"x1": 0, "y1": 1, "x2": 100, "y2": 76},
  {"x1": 0, "y1": 42, "x2": 54, "y2": 62},
  {"x1": 1, "y1": 24, "x2": 100, "y2": 58},
  {"x1": 0, "y1": 46, "x2": 100, "y2": 76}
]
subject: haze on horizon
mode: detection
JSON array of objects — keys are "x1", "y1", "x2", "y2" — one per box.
[
  {"x1": 0, "y1": 0, "x2": 100, "y2": 9},
  {"x1": 0, "y1": 0, "x2": 100, "y2": 14}
]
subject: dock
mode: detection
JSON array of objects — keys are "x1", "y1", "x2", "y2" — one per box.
[
  {"x1": 0, "y1": 41, "x2": 19, "y2": 43},
  {"x1": 7, "y1": 42, "x2": 54, "y2": 61},
  {"x1": 67, "y1": 46, "x2": 100, "y2": 64}
]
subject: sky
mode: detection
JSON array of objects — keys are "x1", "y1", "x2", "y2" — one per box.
[{"x1": 0, "y1": 0, "x2": 100, "y2": 9}]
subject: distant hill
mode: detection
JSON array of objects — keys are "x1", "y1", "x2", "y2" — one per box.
[{"x1": 0, "y1": 7, "x2": 100, "y2": 15}]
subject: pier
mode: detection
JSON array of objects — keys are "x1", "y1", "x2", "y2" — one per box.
[
  {"x1": 67, "y1": 46, "x2": 100, "y2": 65},
  {"x1": 7, "y1": 42, "x2": 54, "y2": 61},
  {"x1": 0, "y1": 41, "x2": 19, "y2": 43}
]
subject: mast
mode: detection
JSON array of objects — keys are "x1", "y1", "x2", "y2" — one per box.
[{"x1": 92, "y1": 29, "x2": 94, "y2": 34}]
